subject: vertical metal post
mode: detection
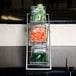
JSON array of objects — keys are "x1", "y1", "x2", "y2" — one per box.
[
  {"x1": 47, "y1": 13, "x2": 51, "y2": 70},
  {"x1": 26, "y1": 13, "x2": 29, "y2": 70},
  {"x1": 70, "y1": 71, "x2": 71, "y2": 76}
]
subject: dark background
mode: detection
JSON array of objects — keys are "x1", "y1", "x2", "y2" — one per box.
[{"x1": 0, "y1": 0, "x2": 76, "y2": 22}]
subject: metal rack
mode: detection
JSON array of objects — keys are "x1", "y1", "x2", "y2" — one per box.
[{"x1": 26, "y1": 13, "x2": 51, "y2": 70}]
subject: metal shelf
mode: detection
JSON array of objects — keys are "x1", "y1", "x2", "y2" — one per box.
[{"x1": 26, "y1": 13, "x2": 51, "y2": 70}]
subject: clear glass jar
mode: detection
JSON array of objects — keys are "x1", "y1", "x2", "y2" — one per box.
[
  {"x1": 29, "y1": 24, "x2": 47, "y2": 43},
  {"x1": 30, "y1": 4, "x2": 46, "y2": 23}
]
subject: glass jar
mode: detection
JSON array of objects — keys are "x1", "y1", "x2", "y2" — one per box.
[
  {"x1": 29, "y1": 24, "x2": 47, "y2": 43},
  {"x1": 30, "y1": 4, "x2": 46, "y2": 22}
]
